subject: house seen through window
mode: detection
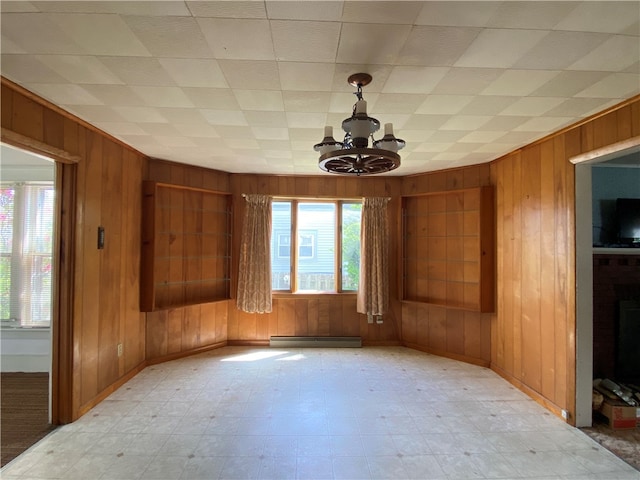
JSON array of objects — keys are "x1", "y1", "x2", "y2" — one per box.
[{"x1": 271, "y1": 200, "x2": 361, "y2": 292}]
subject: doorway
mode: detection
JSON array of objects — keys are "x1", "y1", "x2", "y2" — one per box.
[
  {"x1": 0, "y1": 143, "x2": 57, "y2": 465},
  {"x1": 573, "y1": 138, "x2": 640, "y2": 427}
]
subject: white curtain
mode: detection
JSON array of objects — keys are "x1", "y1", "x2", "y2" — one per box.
[
  {"x1": 357, "y1": 197, "x2": 390, "y2": 316},
  {"x1": 237, "y1": 194, "x2": 272, "y2": 313}
]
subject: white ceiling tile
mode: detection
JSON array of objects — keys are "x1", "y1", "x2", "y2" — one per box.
[
  {"x1": 24, "y1": 83, "x2": 103, "y2": 105},
  {"x1": 130, "y1": 86, "x2": 194, "y2": 108},
  {"x1": 415, "y1": 1, "x2": 503, "y2": 27},
  {"x1": 574, "y1": 73, "x2": 640, "y2": 99},
  {"x1": 371, "y1": 93, "x2": 428, "y2": 114},
  {"x1": 440, "y1": 115, "x2": 491, "y2": 131},
  {"x1": 233, "y1": 90, "x2": 284, "y2": 111},
  {"x1": 486, "y1": 2, "x2": 578, "y2": 29},
  {"x1": 382, "y1": 66, "x2": 449, "y2": 94},
  {"x1": 283, "y1": 91, "x2": 331, "y2": 113},
  {"x1": 218, "y1": 60, "x2": 281, "y2": 90},
  {"x1": 458, "y1": 130, "x2": 506, "y2": 144},
  {"x1": 49, "y1": 13, "x2": 150, "y2": 56},
  {"x1": 530, "y1": 70, "x2": 609, "y2": 97},
  {"x1": 184, "y1": 88, "x2": 240, "y2": 110},
  {"x1": 197, "y1": 18, "x2": 274, "y2": 60},
  {"x1": 413, "y1": 142, "x2": 453, "y2": 153},
  {"x1": 477, "y1": 116, "x2": 530, "y2": 131},
  {"x1": 201, "y1": 109, "x2": 249, "y2": 126},
  {"x1": 554, "y1": 2, "x2": 640, "y2": 34},
  {"x1": 112, "y1": 106, "x2": 168, "y2": 123},
  {"x1": 290, "y1": 140, "x2": 315, "y2": 151},
  {"x1": 156, "y1": 108, "x2": 208, "y2": 125},
  {"x1": 265, "y1": 0, "x2": 343, "y2": 21},
  {"x1": 337, "y1": 23, "x2": 411, "y2": 65},
  {"x1": 279, "y1": 63, "x2": 335, "y2": 91},
  {"x1": 431, "y1": 67, "x2": 504, "y2": 94},
  {"x1": 0, "y1": 36, "x2": 27, "y2": 54},
  {"x1": 244, "y1": 111, "x2": 287, "y2": 127},
  {"x1": 0, "y1": 54, "x2": 68, "y2": 83},
  {"x1": 374, "y1": 114, "x2": 410, "y2": 130},
  {"x1": 35, "y1": 55, "x2": 122, "y2": 84},
  {"x1": 569, "y1": 35, "x2": 640, "y2": 72},
  {"x1": 544, "y1": 98, "x2": 617, "y2": 118},
  {"x1": 271, "y1": 20, "x2": 340, "y2": 62},
  {"x1": 174, "y1": 123, "x2": 220, "y2": 138},
  {"x1": 139, "y1": 123, "x2": 181, "y2": 137},
  {"x1": 100, "y1": 56, "x2": 176, "y2": 86},
  {"x1": 159, "y1": 58, "x2": 228, "y2": 88},
  {"x1": 33, "y1": 1, "x2": 191, "y2": 16},
  {"x1": 454, "y1": 29, "x2": 549, "y2": 68},
  {"x1": 154, "y1": 136, "x2": 199, "y2": 148},
  {"x1": 251, "y1": 127, "x2": 289, "y2": 140},
  {"x1": 124, "y1": 16, "x2": 213, "y2": 58},
  {"x1": 514, "y1": 31, "x2": 609, "y2": 70},
  {"x1": 224, "y1": 138, "x2": 260, "y2": 149},
  {"x1": 475, "y1": 142, "x2": 515, "y2": 154},
  {"x1": 515, "y1": 116, "x2": 574, "y2": 132},
  {"x1": 342, "y1": 1, "x2": 423, "y2": 24},
  {"x1": 211, "y1": 126, "x2": 253, "y2": 139},
  {"x1": 494, "y1": 131, "x2": 541, "y2": 145},
  {"x1": 258, "y1": 139, "x2": 291, "y2": 150},
  {"x1": 285, "y1": 112, "x2": 327, "y2": 129},
  {"x1": 289, "y1": 128, "x2": 321, "y2": 141},
  {"x1": 426, "y1": 130, "x2": 470, "y2": 143},
  {"x1": 499, "y1": 97, "x2": 566, "y2": 116},
  {"x1": 81, "y1": 85, "x2": 145, "y2": 106},
  {"x1": 415, "y1": 95, "x2": 474, "y2": 115},
  {"x1": 481, "y1": 70, "x2": 560, "y2": 96},
  {"x1": 456, "y1": 96, "x2": 518, "y2": 115},
  {"x1": 264, "y1": 150, "x2": 292, "y2": 159},
  {"x1": 1, "y1": 1, "x2": 38, "y2": 12},
  {"x1": 188, "y1": 1, "x2": 267, "y2": 18},
  {"x1": 397, "y1": 26, "x2": 481, "y2": 66},
  {"x1": 67, "y1": 105, "x2": 128, "y2": 122},
  {"x1": 92, "y1": 122, "x2": 147, "y2": 136},
  {"x1": 1, "y1": 13, "x2": 84, "y2": 54},
  {"x1": 191, "y1": 137, "x2": 232, "y2": 149},
  {"x1": 403, "y1": 115, "x2": 450, "y2": 130}
]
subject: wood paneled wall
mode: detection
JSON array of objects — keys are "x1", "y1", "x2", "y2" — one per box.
[
  {"x1": 144, "y1": 160, "x2": 231, "y2": 362},
  {"x1": 400, "y1": 165, "x2": 493, "y2": 365},
  {"x1": 228, "y1": 174, "x2": 402, "y2": 345},
  {"x1": 488, "y1": 98, "x2": 640, "y2": 419},
  {"x1": 2, "y1": 79, "x2": 148, "y2": 421}
]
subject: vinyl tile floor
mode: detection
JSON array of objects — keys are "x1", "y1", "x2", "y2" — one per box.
[{"x1": 2, "y1": 347, "x2": 639, "y2": 480}]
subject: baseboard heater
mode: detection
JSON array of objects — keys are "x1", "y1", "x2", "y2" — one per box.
[{"x1": 269, "y1": 336, "x2": 362, "y2": 348}]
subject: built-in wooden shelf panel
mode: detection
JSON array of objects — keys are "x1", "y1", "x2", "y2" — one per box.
[
  {"x1": 402, "y1": 186, "x2": 494, "y2": 312},
  {"x1": 141, "y1": 181, "x2": 231, "y2": 312}
]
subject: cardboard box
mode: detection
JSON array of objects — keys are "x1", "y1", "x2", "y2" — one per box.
[{"x1": 599, "y1": 399, "x2": 640, "y2": 429}]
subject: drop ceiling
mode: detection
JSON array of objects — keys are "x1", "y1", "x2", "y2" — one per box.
[{"x1": 1, "y1": 1, "x2": 639, "y2": 176}]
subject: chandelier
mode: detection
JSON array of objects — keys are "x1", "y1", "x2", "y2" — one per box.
[{"x1": 314, "y1": 73, "x2": 405, "y2": 176}]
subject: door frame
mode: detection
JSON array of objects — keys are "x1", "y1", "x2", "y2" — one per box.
[{"x1": 1, "y1": 130, "x2": 79, "y2": 424}]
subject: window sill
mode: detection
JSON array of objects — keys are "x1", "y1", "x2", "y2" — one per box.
[{"x1": 272, "y1": 291, "x2": 357, "y2": 299}]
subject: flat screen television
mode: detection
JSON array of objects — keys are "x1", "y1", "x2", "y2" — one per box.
[{"x1": 616, "y1": 198, "x2": 640, "y2": 244}]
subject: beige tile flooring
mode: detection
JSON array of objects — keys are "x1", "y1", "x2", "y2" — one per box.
[{"x1": 2, "y1": 346, "x2": 639, "y2": 480}]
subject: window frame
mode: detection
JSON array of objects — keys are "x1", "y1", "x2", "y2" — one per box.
[
  {"x1": 0, "y1": 182, "x2": 55, "y2": 327},
  {"x1": 271, "y1": 198, "x2": 361, "y2": 294}
]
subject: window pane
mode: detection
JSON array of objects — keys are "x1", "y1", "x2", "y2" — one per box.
[
  {"x1": 0, "y1": 188, "x2": 14, "y2": 253},
  {"x1": 271, "y1": 201, "x2": 292, "y2": 290},
  {"x1": 0, "y1": 256, "x2": 10, "y2": 320},
  {"x1": 297, "y1": 203, "x2": 335, "y2": 292},
  {"x1": 341, "y1": 203, "x2": 362, "y2": 291}
]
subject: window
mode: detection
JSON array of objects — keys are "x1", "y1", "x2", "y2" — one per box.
[
  {"x1": 0, "y1": 183, "x2": 54, "y2": 327},
  {"x1": 271, "y1": 199, "x2": 361, "y2": 293}
]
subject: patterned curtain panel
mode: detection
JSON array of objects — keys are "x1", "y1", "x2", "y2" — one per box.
[
  {"x1": 237, "y1": 194, "x2": 273, "y2": 313},
  {"x1": 357, "y1": 197, "x2": 390, "y2": 316}
]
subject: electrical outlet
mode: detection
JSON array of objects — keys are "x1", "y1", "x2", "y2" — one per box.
[
  {"x1": 561, "y1": 409, "x2": 568, "y2": 420},
  {"x1": 117, "y1": 343, "x2": 123, "y2": 357}
]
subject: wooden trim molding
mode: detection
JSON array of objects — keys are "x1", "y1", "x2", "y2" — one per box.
[
  {"x1": 568, "y1": 135, "x2": 640, "y2": 165},
  {"x1": 1, "y1": 128, "x2": 82, "y2": 164}
]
